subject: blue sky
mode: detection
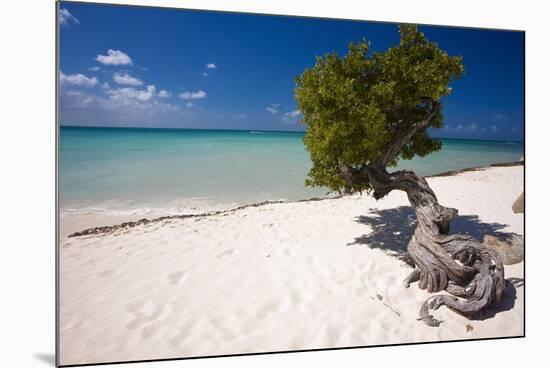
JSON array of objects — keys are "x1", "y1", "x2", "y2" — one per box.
[{"x1": 59, "y1": 2, "x2": 525, "y2": 141}]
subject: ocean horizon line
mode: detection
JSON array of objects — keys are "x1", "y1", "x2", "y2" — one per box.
[{"x1": 59, "y1": 124, "x2": 525, "y2": 144}]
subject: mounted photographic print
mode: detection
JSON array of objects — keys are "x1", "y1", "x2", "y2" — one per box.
[{"x1": 57, "y1": 1, "x2": 525, "y2": 366}]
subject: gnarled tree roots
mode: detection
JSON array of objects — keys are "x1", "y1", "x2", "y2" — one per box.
[
  {"x1": 405, "y1": 229, "x2": 505, "y2": 327},
  {"x1": 340, "y1": 162, "x2": 505, "y2": 327}
]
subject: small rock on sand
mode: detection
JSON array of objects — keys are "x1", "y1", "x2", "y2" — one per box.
[
  {"x1": 512, "y1": 192, "x2": 524, "y2": 213},
  {"x1": 483, "y1": 234, "x2": 524, "y2": 265}
]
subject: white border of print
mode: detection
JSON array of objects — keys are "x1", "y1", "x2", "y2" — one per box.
[{"x1": 1, "y1": 0, "x2": 547, "y2": 368}]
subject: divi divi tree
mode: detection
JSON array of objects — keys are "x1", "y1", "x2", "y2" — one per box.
[{"x1": 295, "y1": 25, "x2": 504, "y2": 326}]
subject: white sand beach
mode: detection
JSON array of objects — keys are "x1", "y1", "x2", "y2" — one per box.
[{"x1": 59, "y1": 165, "x2": 524, "y2": 366}]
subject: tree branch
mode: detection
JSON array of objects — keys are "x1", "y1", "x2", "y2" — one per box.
[{"x1": 378, "y1": 99, "x2": 439, "y2": 167}]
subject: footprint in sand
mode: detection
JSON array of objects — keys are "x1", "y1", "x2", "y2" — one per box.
[
  {"x1": 290, "y1": 289, "x2": 302, "y2": 305},
  {"x1": 355, "y1": 287, "x2": 368, "y2": 298},
  {"x1": 324, "y1": 325, "x2": 343, "y2": 346},
  {"x1": 168, "y1": 270, "x2": 189, "y2": 285},
  {"x1": 97, "y1": 269, "x2": 116, "y2": 278},
  {"x1": 125, "y1": 301, "x2": 166, "y2": 330},
  {"x1": 210, "y1": 318, "x2": 238, "y2": 340},
  {"x1": 256, "y1": 300, "x2": 282, "y2": 319},
  {"x1": 125, "y1": 300, "x2": 146, "y2": 314},
  {"x1": 306, "y1": 256, "x2": 318, "y2": 266},
  {"x1": 216, "y1": 249, "x2": 238, "y2": 259},
  {"x1": 141, "y1": 324, "x2": 161, "y2": 339},
  {"x1": 334, "y1": 273, "x2": 353, "y2": 285},
  {"x1": 168, "y1": 319, "x2": 198, "y2": 348}
]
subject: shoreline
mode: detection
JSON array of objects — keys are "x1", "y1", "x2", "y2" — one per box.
[
  {"x1": 63, "y1": 160, "x2": 524, "y2": 238},
  {"x1": 426, "y1": 160, "x2": 523, "y2": 178}
]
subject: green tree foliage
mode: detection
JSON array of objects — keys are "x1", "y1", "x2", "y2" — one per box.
[{"x1": 295, "y1": 25, "x2": 464, "y2": 193}]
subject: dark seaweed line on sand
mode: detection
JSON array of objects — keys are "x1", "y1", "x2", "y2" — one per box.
[
  {"x1": 426, "y1": 160, "x2": 523, "y2": 178},
  {"x1": 67, "y1": 160, "x2": 523, "y2": 238},
  {"x1": 67, "y1": 196, "x2": 340, "y2": 238}
]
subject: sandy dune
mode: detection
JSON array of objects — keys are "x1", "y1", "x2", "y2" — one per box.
[{"x1": 59, "y1": 165, "x2": 524, "y2": 365}]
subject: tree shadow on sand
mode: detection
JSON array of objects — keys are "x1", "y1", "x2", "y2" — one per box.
[
  {"x1": 348, "y1": 206, "x2": 524, "y2": 316},
  {"x1": 475, "y1": 277, "x2": 524, "y2": 320}
]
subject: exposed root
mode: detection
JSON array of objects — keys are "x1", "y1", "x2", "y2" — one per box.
[
  {"x1": 340, "y1": 161, "x2": 507, "y2": 327},
  {"x1": 407, "y1": 217, "x2": 505, "y2": 326}
]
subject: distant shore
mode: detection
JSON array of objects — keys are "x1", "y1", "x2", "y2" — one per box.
[
  {"x1": 60, "y1": 125, "x2": 526, "y2": 144},
  {"x1": 59, "y1": 164, "x2": 524, "y2": 365}
]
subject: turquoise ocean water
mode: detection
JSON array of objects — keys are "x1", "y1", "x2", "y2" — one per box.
[{"x1": 60, "y1": 126, "x2": 524, "y2": 215}]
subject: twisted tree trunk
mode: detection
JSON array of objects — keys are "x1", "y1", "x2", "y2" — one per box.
[
  {"x1": 336, "y1": 100, "x2": 505, "y2": 325},
  {"x1": 339, "y1": 160, "x2": 506, "y2": 326}
]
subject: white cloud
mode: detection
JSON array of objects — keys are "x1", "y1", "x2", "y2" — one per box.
[
  {"x1": 60, "y1": 84, "x2": 184, "y2": 125},
  {"x1": 206, "y1": 63, "x2": 217, "y2": 69},
  {"x1": 266, "y1": 104, "x2": 280, "y2": 114},
  {"x1": 108, "y1": 85, "x2": 157, "y2": 102},
  {"x1": 179, "y1": 90, "x2": 207, "y2": 100},
  {"x1": 60, "y1": 8, "x2": 79, "y2": 26},
  {"x1": 236, "y1": 114, "x2": 246, "y2": 119},
  {"x1": 464, "y1": 123, "x2": 478, "y2": 132},
  {"x1": 282, "y1": 110, "x2": 301, "y2": 123},
  {"x1": 491, "y1": 125, "x2": 499, "y2": 132},
  {"x1": 96, "y1": 49, "x2": 133, "y2": 66},
  {"x1": 89, "y1": 66, "x2": 101, "y2": 72},
  {"x1": 445, "y1": 123, "x2": 478, "y2": 133},
  {"x1": 62, "y1": 90, "x2": 95, "y2": 108},
  {"x1": 494, "y1": 113, "x2": 509, "y2": 120},
  {"x1": 158, "y1": 90, "x2": 171, "y2": 98},
  {"x1": 286, "y1": 110, "x2": 300, "y2": 118},
  {"x1": 113, "y1": 72, "x2": 142, "y2": 86},
  {"x1": 202, "y1": 72, "x2": 209, "y2": 77},
  {"x1": 186, "y1": 102, "x2": 194, "y2": 107},
  {"x1": 60, "y1": 71, "x2": 98, "y2": 87}
]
